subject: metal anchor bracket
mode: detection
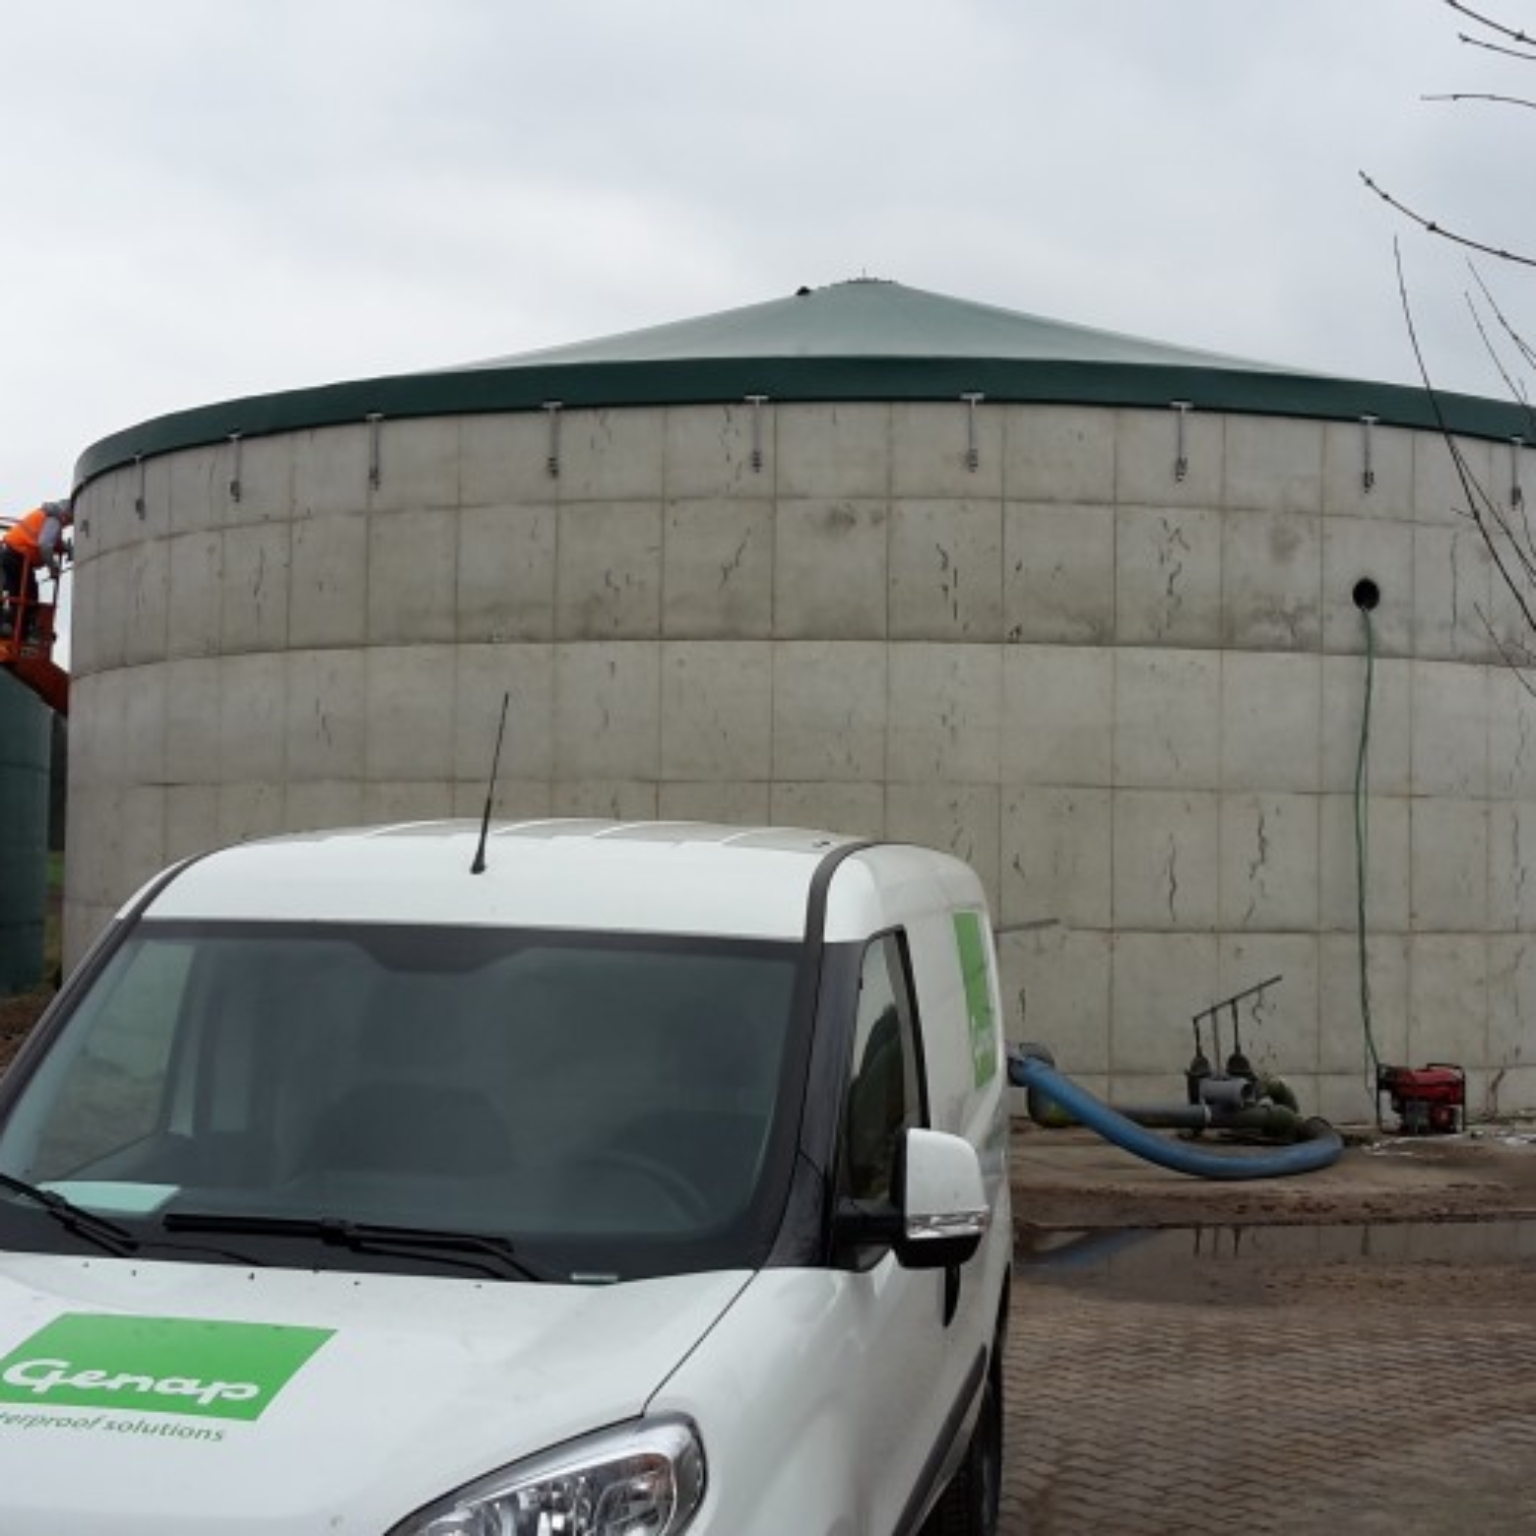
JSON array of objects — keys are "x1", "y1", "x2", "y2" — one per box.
[
  {"x1": 962, "y1": 393, "x2": 985, "y2": 472},
  {"x1": 543, "y1": 401, "x2": 563, "y2": 480},
  {"x1": 1170, "y1": 401, "x2": 1193, "y2": 482},
  {"x1": 745, "y1": 395, "x2": 769, "y2": 473}
]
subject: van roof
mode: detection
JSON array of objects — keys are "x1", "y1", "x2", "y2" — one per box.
[{"x1": 131, "y1": 820, "x2": 982, "y2": 942}]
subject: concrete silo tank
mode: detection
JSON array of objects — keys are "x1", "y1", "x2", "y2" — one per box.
[
  {"x1": 65, "y1": 277, "x2": 1536, "y2": 1123},
  {"x1": 0, "y1": 672, "x2": 50, "y2": 993}
]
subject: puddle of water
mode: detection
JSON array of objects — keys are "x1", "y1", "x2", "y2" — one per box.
[{"x1": 1019, "y1": 1219, "x2": 1536, "y2": 1285}]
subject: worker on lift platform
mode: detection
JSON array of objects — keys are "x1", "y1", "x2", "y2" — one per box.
[{"x1": 1, "y1": 499, "x2": 72, "y2": 641}]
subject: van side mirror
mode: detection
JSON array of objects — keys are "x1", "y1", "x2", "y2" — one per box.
[
  {"x1": 894, "y1": 1127, "x2": 989, "y2": 1269},
  {"x1": 834, "y1": 1128, "x2": 990, "y2": 1270}
]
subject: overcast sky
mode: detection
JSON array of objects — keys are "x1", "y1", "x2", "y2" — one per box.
[{"x1": 1, "y1": 0, "x2": 1529, "y2": 508}]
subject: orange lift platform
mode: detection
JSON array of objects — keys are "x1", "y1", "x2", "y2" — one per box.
[{"x1": 0, "y1": 558, "x2": 69, "y2": 717}]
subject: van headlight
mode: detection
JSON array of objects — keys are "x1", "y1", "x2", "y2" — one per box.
[{"x1": 389, "y1": 1417, "x2": 706, "y2": 1535}]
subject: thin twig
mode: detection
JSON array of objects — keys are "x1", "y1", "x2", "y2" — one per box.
[
  {"x1": 1423, "y1": 91, "x2": 1536, "y2": 109},
  {"x1": 1361, "y1": 172, "x2": 1536, "y2": 269},
  {"x1": 1394, "y1": 239, "x2": 1536, "y2": 669},
  {"x1": 1457, "y1": 32, "x2": 1536, "y2": 60},
  {"x1": 1464, "y1": 288, "x2": 1531, "y2": 408},
  {"x1": 1446, "y1": 0, "x2": 1536, "y2": 45},
  {"x1": 1468, "y1": 262, "x2": 1536, "y2": 380}
]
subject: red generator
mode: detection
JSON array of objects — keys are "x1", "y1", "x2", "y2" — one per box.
[{"x1": 1376, "y1": 1063, "x2": 1466, "y2": 1135}]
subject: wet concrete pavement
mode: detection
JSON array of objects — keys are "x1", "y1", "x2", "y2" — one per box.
[{"x1": 999, "y1": 1128, "x2": 1536, "y2": 1534}]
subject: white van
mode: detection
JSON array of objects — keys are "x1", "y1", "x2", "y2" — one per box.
[{"x1": 0, "y1": 821, "x2": 1010, "y2": 1534}]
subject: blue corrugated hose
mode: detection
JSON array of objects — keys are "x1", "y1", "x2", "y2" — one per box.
[{"x1": 1009, "y1": 1049, "x2": 1344, "y2": 1181}]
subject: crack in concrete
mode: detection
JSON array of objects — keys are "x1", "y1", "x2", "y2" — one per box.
[
  {"x1": 1157, "y1": 519, "x2": 1189, "y2": 633},
  {"x1": 719, "y1": 530, "x2": 751, "y2": 590},
  {"x1": 1450, "y1": 533, "x2": 1462, "y2": 645},
  {"x1": 1512, "y1": 809, "x2": 1528, "y2": 919}
]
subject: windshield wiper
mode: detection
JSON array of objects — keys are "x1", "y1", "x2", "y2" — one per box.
[
  {"x1": 163, "y1": 1213, "x2": 549, "y2": 1282},
  {"x1": 0, "y1": 1171, "x2": 138, "y2": 1257}
]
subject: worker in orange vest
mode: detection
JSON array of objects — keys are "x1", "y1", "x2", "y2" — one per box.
[{"x1": 1, "y1": 500, "x2": 72, "y2": 639}]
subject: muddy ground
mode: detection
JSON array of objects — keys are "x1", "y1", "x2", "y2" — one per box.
[
  {"x1": 1006, "y1": 1128, "x2": 1536, "y2": 1533},
  {"x1": 1010, "y1": 1121, "x2": 1536, "y2": 1228}
]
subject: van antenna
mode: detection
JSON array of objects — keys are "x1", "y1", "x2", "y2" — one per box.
[{"x1": 470, "y1": 692, "x2": 510, "y2": 875}]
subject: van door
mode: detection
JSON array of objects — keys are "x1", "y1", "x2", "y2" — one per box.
[{"x1": 835, "y1": 931, "x2": 957, "y2": 1532}]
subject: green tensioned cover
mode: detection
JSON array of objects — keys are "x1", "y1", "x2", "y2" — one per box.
[{"x1": 74, "y1": 279, "x2": 1533, "y2": 485}]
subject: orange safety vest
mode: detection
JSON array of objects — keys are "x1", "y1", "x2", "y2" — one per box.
[{"x1": 2, "y1": 509, "x2": 48, "y2": 561}]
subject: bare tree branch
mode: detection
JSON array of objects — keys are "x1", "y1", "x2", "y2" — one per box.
[
  {"x1": 1466, "y1": 261, "x2": 1536, "y2": 387},
  {"x1": 1423, "y1": 90, "x2": 1536, "y2": 109},
  {"x1": 1462, "y1": 259, "x2": 1536, "y2": 393},
  {"x1": 1446, "y1": 0, "x2": 1536, "y2": 47},
  {"x1": 1369, "y1": 6, "x2": 1536, "y2": 689},
  {"x1": 1456, "y1": 31, "x2": 1536, "y2": 61},
  {"x1": 1360, "y1": 172, "x2": 1536, "y2": 269},
  {"x1": 1395, "y1": 238, "x2": 1536, "y2": 664},
  {"x1": 1463, "y1": 288, "x2": 1533, "y2": 407}
]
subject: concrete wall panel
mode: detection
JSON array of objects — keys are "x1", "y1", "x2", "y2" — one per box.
[
  {"x1": 1003, "y1": 405, "x2": 1115, "y2": 505},
  {"x1": 1223, "y1": 415, "x2": 1323, "y2": 514},
  {"x1": 662, "y1": 500, "x2": 773, "y2": 640},
  {"x1": 559, "y1": 409, "x2": 665, "y2": 502},
  {"x1": 1001, "y1": 646, "x2": 1113, "y2": 788},
  {"x1": 289, "y1": 514, "x2": 368, "y2": 647},
  {"x1": 1115, "y1": 504, "x2": 1222, "y2": 647},
  {"x1": 1322, "y1": 421, "x2": 1413, "y2": 518},
  {"x1": 555, "y1": 502, "x2": 662, "y2": 640},
  {"x1": 1112, "y1": 790, "x2": 1220, "y2": 931},
  {"x1": 1002, "y1": 502, "x2": 1115, "y2": 646},
  {"x1": 775, "y1": 404, "x2": 889, "y2": 500},
  {"x1": 887, "y1": 644, "x2": 1000, "y2": 784},
  {"x1": 286, "y1": 649, "x2": 366, "y2": 783},
  {"x1": 1114, "y1": 650, "x2": 1221, "y2": 790},
  {"x1": 663, "y1": 404, "x2": 759, "y2": 499},
  {"x1": 221, "y1": 523, "x2": 290, "y2": 655},
  {"x1": 367, "y1": 418, "x2": 460, "y2": 516},
  {"x1": 368, "y1": 509, "x2": 458, "y2": 645},
  {"x1": 892, "y1": 403, "x2": 1002, "y2": 499},
  {"x1": 1318, "y1": 793, "x2": 1410, "y2": 935},
  {"x1": 294, "y1": 426, "x2": 371, "y2": 519},
  {"x1": 459, "y1": 413, "x2": 554, "y2": 508},
  {"x1": 771, "y1": 641, "x2": 887, "y2": 781},
  {"x1": 1321, "y1": 517, "x2": 1414, "y2": 657},
  {"x1": 1001, "y1": 786, "x2": 1112, "y2": 930},
  {"x1": 660, "y1": 641, "x2": 772, "y2": 780},
  {"x1": 1220, "y1": 652, "x2": 1321, "y2": 794},
  {"x1": 774, "y1": 499, "x2": 888, "y2": 640},
  {"x1": 1218, "y1": 793, "x2": 1320, "y2": 932},
  {"x1": 1221, "y1": 509, "x2": 1321, "y2": 650},
  {"x1": 456, "y1": 504, "x2": 556, "y2": 644}
]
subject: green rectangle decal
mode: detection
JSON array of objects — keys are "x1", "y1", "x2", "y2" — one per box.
[
  {"x1": 0, "y1": 1314, "x2": 333, "y2": 1421},
  {"x1": 952, "y1": 911, "x2": 998, "y2": 1088}
]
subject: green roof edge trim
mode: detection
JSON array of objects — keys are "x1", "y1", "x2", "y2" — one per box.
[{"x1": 74, "y1": 354, "x2": 1535, "y2": 489}]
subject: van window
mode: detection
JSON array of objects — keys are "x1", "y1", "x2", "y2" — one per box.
[
  {"x1": 16, "y1": 937, "x2": 193, "y2": 1179},
  {"x1": 840, "y1": 933, "x2": 924, "y2": 1203},
  {"x1": 0, "y1": 921, "x2": 804, "y2": 1282}
]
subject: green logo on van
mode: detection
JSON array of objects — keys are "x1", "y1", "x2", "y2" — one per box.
[
  {"x1": 0, "y1": 1314, "x2": 333, "y2": 1422},
  {"x1": 952, "y1": 912, "x2": 998, "y2": 1088}
]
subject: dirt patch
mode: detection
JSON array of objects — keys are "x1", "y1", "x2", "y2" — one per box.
[{"x1": 1010, "y1": 1124, "x2": 1536, "y2": 1230}]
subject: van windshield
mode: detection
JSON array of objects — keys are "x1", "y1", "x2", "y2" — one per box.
[{"x1": 0, "y1": 921, "x2": 804, "y2": 1282}]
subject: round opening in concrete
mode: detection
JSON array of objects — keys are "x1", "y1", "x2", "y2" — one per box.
[{"x1": 1352, "y1": 578, "x2": 1381, "y2": 612}]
